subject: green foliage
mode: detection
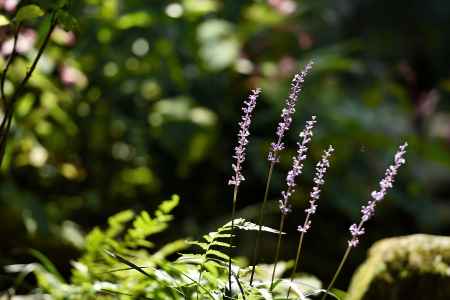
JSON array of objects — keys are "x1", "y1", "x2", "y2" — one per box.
[
  {"x1": 14, "y1": 5, "x2": 44, "y2": 23},
  {"x1": 80, "y1": 195, "x2": 180, "y2": 267},
  {"x1": 56, "y1": 10, "x2": 79, "y2": 32},
  {"x1": 0, "y1": 14, "x2": 9, "y2": 26},
  {"x1": 13, "y1": 196, "x2": 187, "y2": 299},
  {"x1": 9, "y1": 197, "x2": 334, "y2": 299},
  {"x1": 1, "y1": 0, "x2": 449, "y2": 293}
]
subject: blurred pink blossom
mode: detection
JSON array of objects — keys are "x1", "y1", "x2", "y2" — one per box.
[
  {"x1": 298, "y1": 31, "x2": 314, "y2": 49},
  {"x1": 416, "y1": 89, "x2": 439, "y2": 118},
  {"x1": 52, "y1": 27, "x2": 77, "y2": 47},
  {"x1": 59, "y1": 64, "x2": 88, "y2": 88},
  {"x1": 279, "y1": 56, "x2": 296, "y2": 75},
  {"x1": 1, "y1": 28, "x2": 36, "y2": 56},
  {"x1": 0, "y1": 0, "x2": 19, "y2": 12},
  {"x1": 268, "y1": 0, "x2": 297, "y2": 15}
]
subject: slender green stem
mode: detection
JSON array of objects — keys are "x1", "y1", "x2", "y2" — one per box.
[
  {"x1": 0, "y1": 13, "x2": 57, "y2": 166},
  {"x1": 14, "y1": 15, "x2": 57, "y2": 99},
  {"x1": 233, "y1": 271, "x2": 247, "y2": 300},
  {"x1": 249, "y1": 161, "x2": 275, "y2": 285},
  {"x1": 1, "y1": 23, "x2": 21, "y2": 107},
  {"x1": 0, "y1": 24, "x2": 21, "y2": 140},
  {"x1": 197, "y1": 236, "x2": 215, "y2": 300},
  {"x1": 196, "y1": 271, "x2": 202, "y2": 299},
  {"x1": 286, "y1": 213, "x2": 310, "y2": 298},
  {"x1": 178, "y1": 269, "x2": 216, "y2": 300},
  {"x1": 227, "y1": 185, "x2": 238, "y2": 299},
  {"x1": 270, "y1": 213, "x2": 286, "y2": 290},
  {"x1": 196, "y1": 266, "x2": 202, "y2": 299},
  {"x1": 321, "y1": 246, "x2": 352, "y2": 300}
]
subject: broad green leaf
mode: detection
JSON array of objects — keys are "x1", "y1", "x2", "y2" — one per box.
[
  {"x1": 56, "y1": 10, "x2": 79, "y2": 32},
  {"x1": 183, "y1": 0, "x2": 218, "y2": 16},
  {"x1": 16, "y1": 93, "x2": 35, "y2": 117},
  {"x1": 244, "y1": 4, "x2": 285, "y2": 26},
  {"x1": 15, "y1": 5, "x2": 45, "y2": 22},
  {"x1": 0, "y1": 15, "x2": 10, "y2": 26},
  {"x1": 116, "y1": 11, "x2": 153, "y2": 29},
  {"x1": 56, "y1": 0, "x2": 70, "y2": 8},
  {"x1": 330, "y1": 288, "x2": 348, "y2": 300}
]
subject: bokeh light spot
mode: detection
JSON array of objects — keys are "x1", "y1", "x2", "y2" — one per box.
[
  {"x1": 131, "y1": 38, "x2": 149, "y2": 57},
  {"x1": 29, "y1": 146, "x2": 48, "y2": 167},
  {"x1": 165, "y1": 3, "x2": 183, "y2": 18},
  {"x1": 103, "y1": 62, "x2": 118, "y2": 77}
]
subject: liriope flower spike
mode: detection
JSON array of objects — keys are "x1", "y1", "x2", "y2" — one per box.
[
  {"x1": 270, "y1": 116, "x2": 316, "y2": 290},
  {"x1": 250, "y1": 61, "x2": 314, "y2": 285},
  {"x1": 268, "y1": 61, "x2": 314, "y2": 163},
  {"x1": 226, "y1": 88, "x2": 260, "y2": 298},
  {"x1": 228, "y1": 88, "x2": 261, "y2": 188},
  {"x1": 287, "y1": 145, "x2": 334, "y2": 298},
  {"x1": 321, "y1": 142, "x2": 408, "y2": 300},
  {"x1": 348, "y1": 142, "x2": 408, "y2": 248},
  {"x1": 298, "y1": 145, "x2": 334, "y2": 233},
  {"x1": 278, "y1": 116, "x2": 317, "y2": 215}
]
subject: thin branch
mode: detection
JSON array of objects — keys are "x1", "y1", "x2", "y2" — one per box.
[
  {"x1": 0, "y1": 12, "x2": 57, "y2": 166},
  {"x1": 0, "y1": 23, "x2": 21, "y2": 107},
  {"x1": 12, "y1": 14, "x2": 57, "y2": 101}
]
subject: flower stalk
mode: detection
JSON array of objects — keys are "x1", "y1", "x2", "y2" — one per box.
[
  {"x1": 226, "y1": 88, "x2": 260, "y2": 297},
  {"x1": 269, "y1": 116, "x2": 317, "y2": 290},
  {"x1": 250, "y1": 61, "x2": 314, "y2": 285},
  {"x1": 287, "y1": 145, "x2": 334, "y2": 298},
  {"x1": 321, "y1": 142, "x2": 408, "y2": 300}
]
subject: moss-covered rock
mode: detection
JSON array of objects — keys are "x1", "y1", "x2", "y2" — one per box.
[{"x1": 347, "y1": 234, "x2": 450, "y2": 300}]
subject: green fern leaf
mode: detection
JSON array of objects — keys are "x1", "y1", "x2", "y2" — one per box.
[
  {"x1": 186, "y1": 240, "x2": 209, "y2": 250},
  {"x1": 205, "y1": 249, "x2": 229, "y2": 261}
]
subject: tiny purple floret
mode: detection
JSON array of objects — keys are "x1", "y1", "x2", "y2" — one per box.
[
  {"x1": 298, "y1": 145, "x2": 334, "y2": 233},
  {"x1": 268, "y1": 61, "x2": 314, "y2": 163},
  {"x1": 279, "y1": 116, "x2": 316, "y2": 215},
  {"x1": 348, "y1": 142, "x2": 408, "y2": 247},
  {"x1": 228, "y1": 88, "x2": 261, "y2": 187}
]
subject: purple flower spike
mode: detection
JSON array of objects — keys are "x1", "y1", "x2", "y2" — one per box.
[
  {"x1": 348, "y1": 142, "x2": 408, "y2": 247},
  {"x1": 228, "y1": 88, "x2": 261, "y2": 187},
  {"x1": 278, "y1": 116, "x2": 317, "y2": 215},
  {"x1": 298, "y1": 145, "x2": 334, "y2": 233},
  {"x1": 268, "y1": 61, "x2": 314, "y2": 163}
]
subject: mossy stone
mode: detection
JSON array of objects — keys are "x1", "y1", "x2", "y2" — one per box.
[{"x1": 347, "y1": 234, "x2": 450, "y2": 300}]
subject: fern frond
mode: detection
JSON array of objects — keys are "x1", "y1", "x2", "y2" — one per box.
[
  {"x1": 206, "y1": 249, "x2": 230, "y2": 261},
  {"x1": 187, "y1": 241, "x2": 209, "y2": 250},
  {"x1": 125, "y1": 195, "x2": 180, "y2": 248},
  {"x1": 222, "y1": 218, "x2": 285, "y2": 235}
]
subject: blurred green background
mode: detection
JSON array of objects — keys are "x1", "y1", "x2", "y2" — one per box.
[{"x1": 0, "y1": 0, "x2": 449, "y2": 292}]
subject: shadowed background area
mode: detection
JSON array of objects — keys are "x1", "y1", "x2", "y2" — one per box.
[{"x1": 0, "y1": 0, "x2": 449, "y2": 293}]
